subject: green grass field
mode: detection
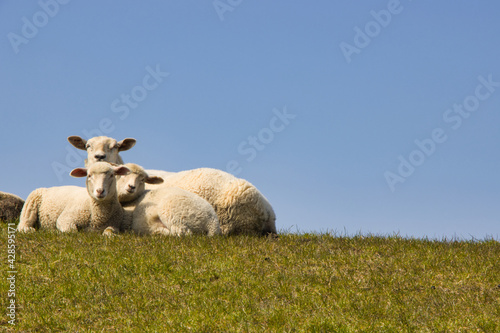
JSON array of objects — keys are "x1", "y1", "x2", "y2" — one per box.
[{"x1": 1, "y1": 221, "x2": 499, "y2": 332}]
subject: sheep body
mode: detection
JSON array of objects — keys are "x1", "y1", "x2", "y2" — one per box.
[
  {"x1": 160, "y1": 168, "x2": 276, "y2": 235},
  {"x1": 144, "y1": 169, "x2": 176, "y2": 180},
  {"x1": 18, "y1": 163, "x2": 130, "y2": 234},
  {"x1": 17, "y1": 186, "x2": 87, "y2": 232},
  {"x1": 0, "y1": 191, "x2": 25, "y2": 222},
  {"x1": 129, "y1": 187, "x2": 221, "y2": 236}
]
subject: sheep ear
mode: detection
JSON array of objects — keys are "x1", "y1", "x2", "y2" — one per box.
[
  {"x1": 146, "y1": 176, "x2": 164, "y2": 185},
  {"x1": 70, "y1": 168, "x2": 88, "y2": 178},
  {"x1": 68, "y1": 136, "x2": 87, "y2": 150},
  {"x1": 113, "y1": 166, "x2": 130, "y2": 176},
  {"x1": 118, "y1": 138, "x2": 136, "y2": 152}
]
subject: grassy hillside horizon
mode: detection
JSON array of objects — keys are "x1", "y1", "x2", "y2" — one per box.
[{"x1": 1, "y1": 221, "x2": 499, "y2": 332}]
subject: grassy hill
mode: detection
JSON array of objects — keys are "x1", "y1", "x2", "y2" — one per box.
[{"x1": 1, "y1": 221, "x2": 499, "y2": 332}]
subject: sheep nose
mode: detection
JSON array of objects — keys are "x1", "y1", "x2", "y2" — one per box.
[
  {"x1": 94, "y1": 154, "x2": 106, "y2": 161},
  {"x1": 96, "y1": 188, "x2": 104, "y2": 195},
  {"x1": 128, "y1": 185, "x2": 136, "y2": 190}
]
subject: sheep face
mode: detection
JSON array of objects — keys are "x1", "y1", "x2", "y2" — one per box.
[
  {"x1": 68, "y1": 136, "x2": 136, "y2": 165},
  {"x1": 71, "y1": 162, "x2": 130, "y2": 202},
  {"x1": 116, "y1": 163, "x2": 164, "y2": 203}
]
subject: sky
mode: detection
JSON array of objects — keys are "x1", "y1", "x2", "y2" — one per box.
[{"x1": 1, "y1": 1, "x2": 499, "y2": 239}]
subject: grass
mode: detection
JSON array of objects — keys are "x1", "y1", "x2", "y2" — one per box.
[{"x1": 1, "y1": 220, "x2": 499, "y2": 332}]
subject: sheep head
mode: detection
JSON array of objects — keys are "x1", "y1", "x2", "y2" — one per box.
[
  {"x1": 71, "y1": 162, "x2": 130, "y2": 202},
  {"x1": 116, "y1": 163, "x2": 164, "y2": 203},
  {"x1": 68, "y1": 136, "x2": 136, "y2": 166}
]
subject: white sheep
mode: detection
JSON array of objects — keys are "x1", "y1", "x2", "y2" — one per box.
[
  {"x1": 68, "y1": 135, "x2": 175, "y2": 180},
  {"x1": 117, "y1": 163, "x2": 221, "y2": 236},
  {"x1": 69, "y1": 135, "x2": 277, "y2": 235},
  {"x1": 18, "y1": 162, "x2": 130, "y2": 235},
  {"x1": 159, "y1": 168, "x2": 276, "y2": 236},
  {"x1": 67, "y1": 135, "x2": 136, "y2": 167}
]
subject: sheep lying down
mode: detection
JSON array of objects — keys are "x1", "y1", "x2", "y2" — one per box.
[
  {"x1": 68, "y1": 135, "x2": 277, "y2": 236},
  {"x1": 0, "y1": 191, "x2": 25, "y2": 222},
  {"x1": 18, "y1": 162, "x2": 220, "y2": 237},
  {"x1": 118, "y1": 163, "x2": 221, "y2": 236},
  {"x1": 125, "y1": 187, "x2": 221, "y2": 236},
  {"x1": 18, "y1": 163, "x2": 130, "y2": 235},
  {"x1": 156, "y1": 168, "x2": 277, "y2": 236}
]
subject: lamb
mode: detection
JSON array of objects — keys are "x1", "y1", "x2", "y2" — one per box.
[
  {"x1": 18, "y1": 162, "x2": 130, "y2": 235},
  {"x1": 0, "y1": 191, "x2": 25, "y2": 222},
  {"x1": 69, "y1": 135, "x2": 277, "y2": 235},
  {"x1": 67, "y1": 135, "x2": 136, "y2": 167},
  {"x1": 68, "y1": 135, "x2": 175, "y2": 180},
  {"x1": 117, "y1": 163, "x2": 221, "y2": 236},
  {"x1": 159, "y1": 168, "x2": 276, "y2": 236},
  {"x1": 120, "y1": 166, "x2": 275, "y2": 236}
]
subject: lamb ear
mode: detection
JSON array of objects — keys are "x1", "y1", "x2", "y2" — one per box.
[
  {"x1": 68, "y1": 136, "x2": 87, "y2": 150},
  {"x1": 70, "y1": 168, "x2": 88, "y2": 178},
  {"x1": 118, "y1": 138, "x2": 136, "y2": 151},
  {"x1": 146, "y1": 176, "x2": 164, "y2": 185},
  {"x1": 113, "y1": 166, "x2": 130, "y2": 176}
]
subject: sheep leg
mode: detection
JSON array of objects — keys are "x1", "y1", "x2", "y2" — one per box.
[
  {"x1": 169, "y1": 224, "x2": 192, "y2": 236},
  {"x1": 157, "y1": 209, "x2": 193, "y2": 236},
  {"x1": 150, "y1": 221, "x2": 192, "y2": 237},
  {"x1": 102, "y1": 226, "x2": 119, "y2": 236},
  {"x1": 56, "y1": 209, "x2": 83, "y2": 233},
  {"x1": 56, "y1": 219, "x2": 78, "y2": 233},
  {"x1": 151, "y1": 226, "x2": 174, "y2": 236}
]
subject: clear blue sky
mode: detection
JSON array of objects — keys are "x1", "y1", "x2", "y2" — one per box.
[{"x1": 1, "y1": 1, "x2": 499, "y2": 239}]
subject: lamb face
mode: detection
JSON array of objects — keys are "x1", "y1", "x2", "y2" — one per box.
[
  {"x1": 86, "y1": 137, "x2": 121, "y2": 165},
  {"x1": 116, "y1": 170, "x2": 146, "y2": 203},
  {"x1": 116, "y1": 163, "x2": 164, "y2": 203},
  {"x1": 68, "y1": 135, "x2": 136, "y2": 165},
  {"x1": 71, "y1": 162, "x2": 130, "y2": 202},
  {"x1": 87, "y1": 165, "x2": 117, "y2": 201}
]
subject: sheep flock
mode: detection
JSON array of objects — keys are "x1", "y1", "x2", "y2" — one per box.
[{"x1": 3, "y1": 136, "x2": 277, "y2": 237}]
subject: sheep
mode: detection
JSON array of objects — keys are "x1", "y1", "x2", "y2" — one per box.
[
  {"x1": 159, "y1": 168, "x2": 276, "y2": 236},
  {"x1": 0, "y1": 191, "x2": 25, "y2": 222},
  {"x1": 18, "y1": 163, "x2": 130, "y2": 235},
  {"x1": 117, "y1": 163, "x2": 221, "y2": 236},
  {"x1": 67, "y1": 135, "x2": 136, "y2": 167},
  {"x1": 17, "y1": 186, "x2": 86, "y2": 232},
  {"x1": 121, "y1": 166, "x2": 276, "y2": 236},
  {"x1": 69, "y1": 135, "x2": 277, "y2": 235},
  {"x1": 68, "y1": 135, "x2": 174, "y2": 181}
]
